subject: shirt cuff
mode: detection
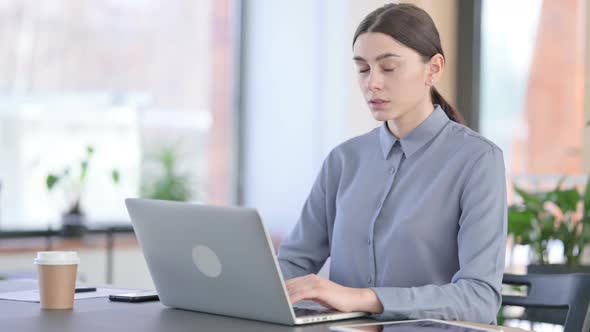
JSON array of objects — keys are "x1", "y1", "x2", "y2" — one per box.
[{"x1": 369, "y1": 286, "x2": 454, "y2": 321}]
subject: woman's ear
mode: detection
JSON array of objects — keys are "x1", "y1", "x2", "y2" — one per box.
[{"x1": 426, "y1": 53, "x2": 445, "y2": 86}]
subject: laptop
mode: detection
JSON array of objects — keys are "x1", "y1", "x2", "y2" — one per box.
[{"x1": 125, "y1": 198, "x2": 368, "y2": 325}]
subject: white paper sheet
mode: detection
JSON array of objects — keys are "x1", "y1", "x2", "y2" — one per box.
[{"x1": 0, "y1": 287, "x2": 140, "y2": 303}]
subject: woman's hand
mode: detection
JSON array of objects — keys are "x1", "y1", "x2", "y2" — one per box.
[{"x1": 285, "y1": 274, "x2": 384, "y2": 314}]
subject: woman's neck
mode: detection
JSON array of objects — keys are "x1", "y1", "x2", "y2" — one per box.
[{"x1": 386, "y1": 100, "x2": 434, "y2": 138}]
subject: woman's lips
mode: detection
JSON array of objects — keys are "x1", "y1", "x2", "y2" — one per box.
[{"x1": 368, "y1": 99, "x2": 390, "y2": 110}]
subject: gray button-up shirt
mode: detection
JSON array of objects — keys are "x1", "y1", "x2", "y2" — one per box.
[{"x1": 277, "y1": 106, "x2": 507, "y2": 324}]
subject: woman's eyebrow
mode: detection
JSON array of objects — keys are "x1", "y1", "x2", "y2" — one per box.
[{"x1": 352, "y1": 53, "x2": 401, "y2": 62}]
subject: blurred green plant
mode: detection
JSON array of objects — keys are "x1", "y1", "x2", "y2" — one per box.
[
  {"x1": 142, "y1": 146, "x2": 191, "y2": 202},
  {"x1": 46, "y1": 145, "x2": 120, "y2": 215},
  {"x1": 508, "y1": 178, "x2": 590, "y2": 266}
]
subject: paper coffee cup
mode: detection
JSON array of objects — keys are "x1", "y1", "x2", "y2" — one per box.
[{"x1": 34, "y1": 251, "x2": 79, "y2": 309}]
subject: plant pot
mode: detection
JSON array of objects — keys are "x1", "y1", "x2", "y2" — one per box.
[
  {"x1": 60, "y1": 213, "x2": 87, "y2": 237},
  {"x1": 527, "y1": 263, "x2": 590, "y2": 274}
]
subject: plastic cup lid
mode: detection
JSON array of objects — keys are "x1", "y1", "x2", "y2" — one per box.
[{"x1": 34, "y1": 251, "x2": 80, "y2": 265}]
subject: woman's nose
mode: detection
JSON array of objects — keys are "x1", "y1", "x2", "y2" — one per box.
[{"x1": 367, "y1": 71, "x2": 384, "y2": 91}]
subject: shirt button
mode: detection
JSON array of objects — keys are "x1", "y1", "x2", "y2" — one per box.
[
  {"x1": 389, "y1": 167, "x2": 396, "y2": 174},
  {"x1": 367, "y1": 238, "x2": 371, "y2": 245},
  {"x1": 377, "y1": 200, "x2": 383, "y2": 209},
  {"x1": 367, "y1": 276, "x2": 372, "y2": 284}
]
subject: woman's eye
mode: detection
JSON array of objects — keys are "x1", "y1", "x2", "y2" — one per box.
[
  {"x1": 358, "y1": 68, "x2": 370, "y2": 73},
  {"x1": 383, "y1": 68, "x2": 395, "y2": 72}
]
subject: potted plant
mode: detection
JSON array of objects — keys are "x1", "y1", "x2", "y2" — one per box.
[
  {"x1": 141, "y1": 146, "x2": 192, "y2": 202},
  {"x1": 46, "y1": 145, "x2": 120, "y2": 236},
  {"x1": 508, "y1": 177, "x2": 590, "y2": 273}
]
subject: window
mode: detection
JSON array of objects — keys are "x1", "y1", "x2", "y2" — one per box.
[
  {"x1": 0, "y1": 0, "x2": 236, "y2": 229},
  {"x1": 481, "y1": 0, "x2": 586, "y2": 177}
]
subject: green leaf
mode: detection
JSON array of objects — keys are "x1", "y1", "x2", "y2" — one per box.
[
  {"x1": 507, "y1": 206, "x2": 534, "y2": 239},
  {"x1": 513, "y1": 184, "x2": 545, "y2": 211},
  {"x1": 160, "y1": 147, "x2": 176, "y2": 174},
  {"x1": 539, "y1": 215, "x2": 556, "y2": 241},
  {"x1": 583, "y1": 177, "x2": 590, "y2": 221},
  {"x1": 111, "y1": 169, "x2": 120, "y2": 184},
  {"x1": 46, "y1": 174, "x2": 60, "y2": 190},
  {"x1": 556, "y1": 220, "x2": 571, "y2": 240},
  {"x1": 546, "y1": 187, "x2": 580, "y2": 214},
  {"x1": 80, "y1": 160, "x2": 89, "y2": 182},
  {"x1": 86, "y1": 145, "x2": 95, "y2": 156},
  {"x1": 580, "y1": 222, "x2": 590, "y2": 244},
  {"x1": 142, "y1": 146, "x2": 192, "y2": 202}
]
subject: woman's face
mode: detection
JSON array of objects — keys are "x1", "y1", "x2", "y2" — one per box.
[{"x1": 353, "y1": 32, "x2": 437, "y2": 122}]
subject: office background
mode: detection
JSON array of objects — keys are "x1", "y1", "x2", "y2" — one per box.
[{"x1": 0, "y1": 0, "x2": 588, "y2": 330}]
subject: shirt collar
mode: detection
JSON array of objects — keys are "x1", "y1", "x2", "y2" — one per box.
[{"x1": 378, "y1": 105, "x2": 450, "y2": 159}]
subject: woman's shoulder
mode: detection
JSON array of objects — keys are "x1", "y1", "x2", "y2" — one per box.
[{"x1": 444, "y1": 121, "x2": 503, "y2": 157}]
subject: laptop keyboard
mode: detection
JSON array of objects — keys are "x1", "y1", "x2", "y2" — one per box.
[{"x1": 293, "y1": 307, "x2": 339, "y2": 317}]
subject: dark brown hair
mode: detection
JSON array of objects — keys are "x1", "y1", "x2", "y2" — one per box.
[{"x1": 353, "y1": 3, "x2": 464, "y2": 124}]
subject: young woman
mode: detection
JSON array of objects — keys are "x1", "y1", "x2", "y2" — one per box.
[{"x1": 277, "y1": 3, "x2": 507, "y2": 324}]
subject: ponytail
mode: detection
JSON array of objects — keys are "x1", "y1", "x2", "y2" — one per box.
[{"x1": 431, "y1": 87, "x2": 464, "y2": 124}]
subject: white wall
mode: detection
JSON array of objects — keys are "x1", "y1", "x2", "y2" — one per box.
[{"x1": 242, "y1": 0, "x2": 352, "y2": 236}]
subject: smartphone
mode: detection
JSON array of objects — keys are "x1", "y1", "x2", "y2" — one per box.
[{"x1": 108, "y1": 291, "x2": 159, "y2": 302}]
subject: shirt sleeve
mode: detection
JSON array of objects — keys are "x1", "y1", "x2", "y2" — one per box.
[
  {"x1": 277, "y1": 153, "x2": 336, "y2": 281},
  {"x1": 370, "y1": 146, "x2": 507, "y2": 324}
]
